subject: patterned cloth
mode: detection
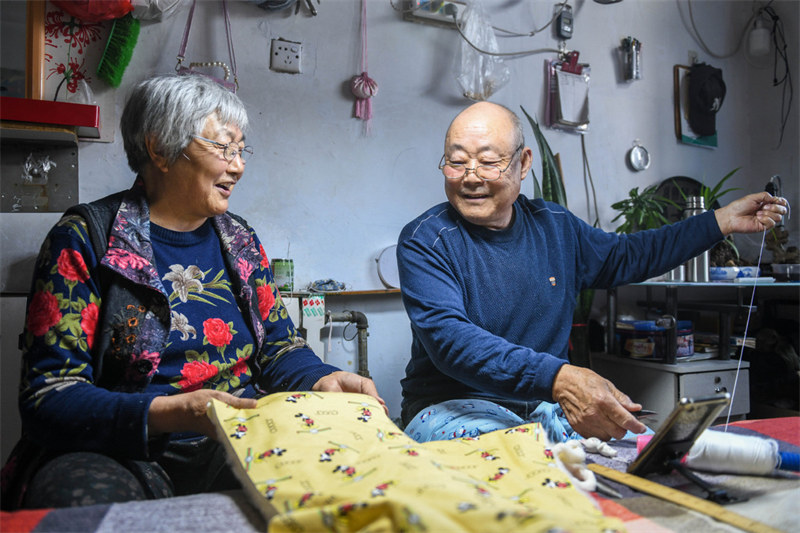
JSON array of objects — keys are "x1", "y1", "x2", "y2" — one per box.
[
  {"x1": 4, "y1": 418, "x2": 797, "y2": 533},
  {"x1": 207, "y1": 392, "x2": 625, "y2": 533},
  {"x1": 404, "y1": 398, "x2": 581, "y2": 444}
]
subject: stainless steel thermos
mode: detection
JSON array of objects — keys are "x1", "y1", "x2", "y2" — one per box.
[{"x1": 683, "y1": 197, "x2": 710, "y2": 282}]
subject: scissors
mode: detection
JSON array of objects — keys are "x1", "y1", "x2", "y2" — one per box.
[{"x1": 634, "y1": 409, "x2": 657, "y2": 420}]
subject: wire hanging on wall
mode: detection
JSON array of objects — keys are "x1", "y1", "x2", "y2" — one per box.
[
  {"x1": 684, "y1": 0, "x2": 758, "y2": 59},
  {"x1": 388, "y1": 0, "x2": 566, "y2": 58},
  {"x1": 763, "y1": 3, "x2": 793, "y2": 148},
  {"x1": 684, "y1": 0, "x2": 792, "y2": 148}
]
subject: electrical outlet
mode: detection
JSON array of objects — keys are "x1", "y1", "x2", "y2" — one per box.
[
  {"x1": 270, "y1": 38, "x2": 302, "y2": 74},
  {"x1": 402, "y1": 0, "x2": 464, "y2": 28}
]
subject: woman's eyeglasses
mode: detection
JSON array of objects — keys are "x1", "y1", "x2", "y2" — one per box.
[{"x1": 193, "y1": 135, "x2": 254, "y2": 164}]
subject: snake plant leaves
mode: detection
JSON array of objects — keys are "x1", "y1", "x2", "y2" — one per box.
[{"x1": 520, "y1": 106, "x2": 568, "y2": 208}]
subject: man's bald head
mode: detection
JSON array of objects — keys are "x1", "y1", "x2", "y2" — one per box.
[{"x1": 446, "y1": 102, "x2": 524, "y2": 151}]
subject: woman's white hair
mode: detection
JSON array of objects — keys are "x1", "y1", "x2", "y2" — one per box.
[{"x1": 121, "y1": 74, "x2": 249, "y2": 173}]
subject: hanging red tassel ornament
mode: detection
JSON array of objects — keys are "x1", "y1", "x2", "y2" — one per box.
[
  {"x1": 351, "y1": 71, "x2": 378, "y2": 121},
  {"x1": 351, "y1": 0, "x2": 376, "y2": 135}
]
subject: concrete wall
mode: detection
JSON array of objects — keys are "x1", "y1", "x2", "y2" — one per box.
[{"x1": 1, "y1": 0, "x2": 798, "y2": 463}]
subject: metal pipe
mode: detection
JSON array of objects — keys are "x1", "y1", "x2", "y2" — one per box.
[{"x1": 327, "y1": 310, "x2": 370, "y2": 378}]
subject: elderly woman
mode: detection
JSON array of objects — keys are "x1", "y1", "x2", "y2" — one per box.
[{"x1": 2, "y1": 74, "x2": 383, "y2": 509}]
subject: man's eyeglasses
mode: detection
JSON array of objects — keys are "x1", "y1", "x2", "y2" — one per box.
[
  {"x1": 438, "y1": 145, "x2": 523, "y2": 182},
  {"x1": 193, "y1": 135, "x2": 254, "y2": 164}
]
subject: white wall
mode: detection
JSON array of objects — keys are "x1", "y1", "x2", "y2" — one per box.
[{"x1": 2, "y1": 0, "x2": 798, "y2": 462}]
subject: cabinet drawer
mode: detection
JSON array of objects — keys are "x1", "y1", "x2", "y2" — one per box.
[{"x1": 679, "y1": 369, "x2": 749, "y2": 415}]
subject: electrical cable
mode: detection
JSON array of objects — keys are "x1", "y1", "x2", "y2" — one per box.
[
  {"x1": 685, "y1": 0, "x2": 759, "y2": 59},
  {"x1": 491, "y1": 1, "x2": 568, "y2": 37},
  {"x1": 763, "y1": 4, "x2": 793, "y2": 148},
  {"x1": 685, "y1": 0, "x2": 793, "y2": 147},
  {"x1": 580, "y1": 135, "x2": 600, "y2": 228},
  {"x1": 342, "y1": 322, "x2": 359, "y2": 342},
  {"x1": 451, "y1": 11, "x2": 561, "y2": 58},
  {"x1": 388, "y1": 0, "x2": 565, "y2": 57}
]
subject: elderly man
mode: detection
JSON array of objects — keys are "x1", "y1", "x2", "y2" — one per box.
[{"x1": 397, "y1": 101, "x2": 787, "y2": 444}]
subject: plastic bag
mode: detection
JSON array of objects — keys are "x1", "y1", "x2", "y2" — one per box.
[{"x1": 454, "y1": 0, "x2": 510, "y2": 101}]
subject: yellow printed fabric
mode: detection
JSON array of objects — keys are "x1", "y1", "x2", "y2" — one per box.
[{"x1": 207, "y1": 392, "x2": 624, "y2": 533}]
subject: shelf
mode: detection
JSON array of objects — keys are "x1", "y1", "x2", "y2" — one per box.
[
  {"x1": 0, "y1": 122, "x2": 78, "y2": 145},
  {"x1": 284, "y1": 289, "x2": 401, "y2": 298},
  {"x1": 635, "y1": 281, "x2": 799, "y2": 287},
  {"x1": 637, "y1": 300, "x2": 755, "y2": 313},
  {"x1": 606, "y1": 281, "x2": 798, "y2": 364},
  {"x1": 0, "y1": 96, "x2": 100, "y2": 139},
  {"x1": 592, "y1": 352, "x2": 748, "y2": 373}
]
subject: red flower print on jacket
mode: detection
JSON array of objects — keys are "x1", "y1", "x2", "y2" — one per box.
[
  {"x1": 259, "y1": 244, "x2": 270, "y2": 268},
  {"x1": 80, "y1": 302, "x2": 99, "y2": 350},
  {"x1": 57, "y1": 248, "x2": 90, "y2": 282},
  {"x1": 106, "y1": 249, "x2": 149, "y2": 270},
  {"x1": 231, "y1": 357, "x2": 249, "y2": 377},
  {"x1": 257, "y1": 285, "x2": 275, "y2": 321},
  {"x1": 204, "y1": 318, "x2": 233, "y2": 347},
  {"x1": 177, "y1": 360, "x2": 219, "y2": 392},
  {"x1": 26, "y1": 291, "x2": 62, "y2": 336}
]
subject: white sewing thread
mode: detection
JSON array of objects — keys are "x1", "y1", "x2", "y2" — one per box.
[
  {"x1": 684, "y1": 429, "x2": 779, "y2": 475},
  {"x1": 553, "y1": 440, "x2": 597, "y2": 493},
  {"x1": 724, "y1": 229, "x2": 766, "y2": 428},
  {"x1": 581, "y1": 437, "x2": 617, "y2": 458},
  {"x1": 724, "y1": 197, "x2": 790, "y2": 428}
]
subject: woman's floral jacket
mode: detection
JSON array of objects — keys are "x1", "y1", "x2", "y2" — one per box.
[{"x1": 17, "y1": 180, "x2": 338, "y2": 460}]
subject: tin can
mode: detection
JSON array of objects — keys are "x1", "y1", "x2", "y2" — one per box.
[{"x1": 271, "y1": 259, "x2": 293, "y2": 292}]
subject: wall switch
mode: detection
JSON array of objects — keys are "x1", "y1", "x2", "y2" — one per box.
[{"x1": 270, "y1": 38, "x2": 302, "y2": 74}]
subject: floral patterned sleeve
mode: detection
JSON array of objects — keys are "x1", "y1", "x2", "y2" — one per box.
[
  {"x1": 247, "y1": 231, "x2": 339, "y2": 393},
  {"x1": 18, "y1": 215, "x2": 161, "y2": 459}
]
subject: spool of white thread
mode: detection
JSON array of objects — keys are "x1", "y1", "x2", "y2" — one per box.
[{"x1": 684, "y1": 430, "x2": 779, "y2": 475}]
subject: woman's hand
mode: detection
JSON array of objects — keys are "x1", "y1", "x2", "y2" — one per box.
[
  {"x1": 312, "y1": 371, "x2": 388, "y2": 415},
  {"x1": 148, "y1": 390, "x2": 257, "y2": 439}
]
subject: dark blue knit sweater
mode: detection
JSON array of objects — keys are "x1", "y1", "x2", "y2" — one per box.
[{"x1": 397, "y1": 195, "x2": 722, "y2": 422}]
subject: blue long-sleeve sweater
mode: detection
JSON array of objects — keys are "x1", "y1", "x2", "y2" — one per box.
[{"x1": 397, "y1": 195, "x2": 723, "y2": 423}]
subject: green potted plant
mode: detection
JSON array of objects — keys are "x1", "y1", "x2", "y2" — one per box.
[{"x1": 610, "y1": 184, "x2": 678, "y2": 234}]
